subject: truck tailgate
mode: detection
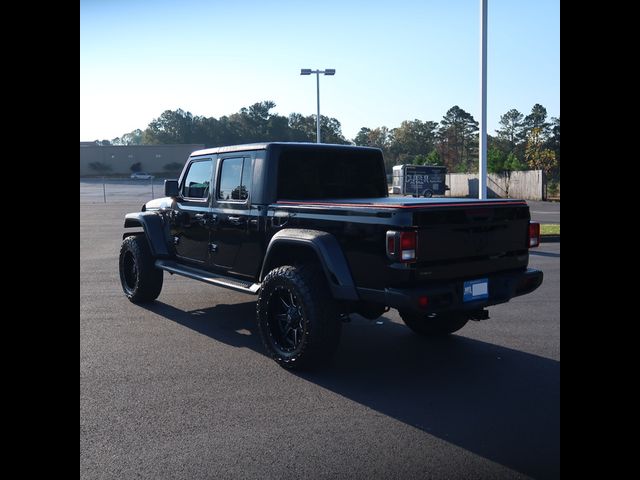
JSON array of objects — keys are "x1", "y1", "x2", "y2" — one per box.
[{"x1": 413, "y1": 202, "x2": 530, "y2": 261}]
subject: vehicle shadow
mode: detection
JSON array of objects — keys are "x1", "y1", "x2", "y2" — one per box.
[{"x1": 143, "y1": 301, "x2": 559, "y2": 479}]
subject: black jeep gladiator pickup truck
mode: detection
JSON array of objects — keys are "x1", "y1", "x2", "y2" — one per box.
[{"x1": 119, "y1": 142, "x2": 543, "y2": 369}]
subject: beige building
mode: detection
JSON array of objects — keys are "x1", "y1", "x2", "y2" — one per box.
[{"x1": 80, "y1": 143, "x2": 205, "y2": 176}]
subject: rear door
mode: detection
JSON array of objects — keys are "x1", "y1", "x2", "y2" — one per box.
[
  {"x1": 171, "y1": 158, "x2": 214, "y2": 266},
  {"x1": 211, "y1": 156, "x2": 252, "y2": 272}
]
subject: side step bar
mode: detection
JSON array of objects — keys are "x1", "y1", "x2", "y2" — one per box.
[{"x1": 155, "y1": 260, "x2": 261, "y2": 294}]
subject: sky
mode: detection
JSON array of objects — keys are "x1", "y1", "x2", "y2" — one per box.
[{"x1": 80, "y1": 0, "x2": 559, "y2": 143}]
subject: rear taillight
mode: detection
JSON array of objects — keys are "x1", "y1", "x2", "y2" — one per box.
[
  {"x1": 386, "y1": 230, "x2": 417, "y2": 262},
  {"x1": 400, "y1": 231, "x2": 417, "y2": 261},
  {"x1": 529, "y1": 222, "x2": 540, "y2": 248}
]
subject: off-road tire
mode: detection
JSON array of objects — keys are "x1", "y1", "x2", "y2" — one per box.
[
  {"x1": 256, "y1": 265, "x2": 341, "y2": 370},
  {"x1": 399, "y1": 311, "x2": 468, "y2": 336},
  {"x1": 119, "y1": 235, "x2": 163, "y2": 303}
]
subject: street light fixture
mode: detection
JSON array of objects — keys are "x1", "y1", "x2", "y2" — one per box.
[{"x1": 300, "y1": 68, "x2": 336, "y2": 143}]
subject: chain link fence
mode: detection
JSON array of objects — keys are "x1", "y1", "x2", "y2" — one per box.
[{"x1": 80, "y1": 177, "x2": 168, "y2": 204}]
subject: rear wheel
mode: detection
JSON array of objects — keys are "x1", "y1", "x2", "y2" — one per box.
[
  {"x1": 399, "y1": 311, "x2": 468, "y2": 336},
  {"x1": 256, "y1": 265, "x2": 341, "y2": 370},
  {"x1": 422, "y1": 189, "x2": 433, "y2": 198},
  {"x1": 119, "y1": 235, "x2": 163, "y2": 303}
]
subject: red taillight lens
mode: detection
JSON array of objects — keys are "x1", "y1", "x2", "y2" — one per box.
[
  {"x1": 418, "y1": 295, "x2": 429, "y2": 308},
  {"x1": 386, "y1": 230, "x2": 418, "y2": 262},
  {"x1": 529, "y1": 222, "x2": 540, "y2": 248},
  {"x1": 400, "y1": 231, "x2": 417, "y2": 261},
  {"x1": 400, "y1": 231, "x2": 416, "y2": 250}
]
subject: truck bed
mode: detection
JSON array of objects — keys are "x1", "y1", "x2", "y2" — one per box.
[{"x1": 273, "y1": 196, "x2": 531, "y2": 286}]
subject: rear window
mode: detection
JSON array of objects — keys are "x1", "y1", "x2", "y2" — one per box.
[
  {"x1": 217, "y1": 157, "x2": 252, "y2": 202},
  {"x1": 277, "y1": 148, "x2": 387, "y2": 199}
]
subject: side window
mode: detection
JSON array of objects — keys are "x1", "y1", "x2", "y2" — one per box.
[
  {"x1": 217, "y1": 157, "x2": 252, "y2": 201},
  {"x1": 182, "y1": 160, "x2": 213, "y2": 199}
]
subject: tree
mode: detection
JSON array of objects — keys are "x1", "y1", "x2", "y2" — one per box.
[
  {"x1": 412, "y1": 154, "x2": 427, "y2": 165},
  {"x1": 351, "y1": 126, "x2": 393, "y2": 170},
  {"x1": 523, "y1": 104, "x2": 551, "y2": 139},
  {"x1": 495, "y1": 109, "x2": 525, "y2": 146},
  {"x1": 525, "y1": 127, "x2": 557, "y2": 175},
  {"x1": 229, "y1": 100, "x2": 277, "y2": 142},
  {"x1": 367, "y1": 127, "x2": 391, "y2": 150},
  {"x1": 319, "y1": 116, "x2": 349, "y2": 144},
  {"x1": 266, "y1": 114, "x2": 291, "y2": 141},
  {"x1": 288, "y1": 113, "x2": 316, "y2": 142},
  {"x1": 144, "y1": 109, "x2": 194, "y2": 144},
  {"x1": 487, "y1": 146, "x2": 507, "y2": 173},
  {"x1": 390, "y1": 119, "x2": 438, "y2": 162},
  {"x1": 105, "y1": 102, "x2": 554, "y2": 179},
  {"x1": 351, "y1": 126, "x2": 391, "y2": 151},
  {"x1": 424, "y1": 149, "x2": 443, "y2": 166},
  {"x1": 191, "y1": 115, "x2": 221, "y2": 147},
  {"x1": 112, "y1": 129, "x2": 144, "y2": 145},
  {"x1": 353, "y1": 127, "x2": 372, "y2": 146},
  {"x1": 437, "y1": 106, "x2": 478, "y2": 172},
  {"x1": 504, "y1": 152, "x2": 527, "y2": 171},
  {"x1": 547, "y1": 116, "x2": 560, "y2": 179}
]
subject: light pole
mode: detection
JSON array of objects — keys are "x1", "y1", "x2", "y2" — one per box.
[
  {"x1": 300, "y1": 68, "x2": 335, "y2": 143},
  {"x1": 479, "y1": 0, "x2": 488, "y2": 199}
]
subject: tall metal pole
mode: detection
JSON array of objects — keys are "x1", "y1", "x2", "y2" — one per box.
[
  {"x1": 479, "y1": 0, "x2": 488, "y2": 199},
  {"x1": 316, "y1": 72, "x2": 321, "y2": 143}
]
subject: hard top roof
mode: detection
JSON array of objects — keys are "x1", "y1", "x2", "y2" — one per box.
[{"x1": 189, "y1": 142, "x2": 381, "y2": 157}]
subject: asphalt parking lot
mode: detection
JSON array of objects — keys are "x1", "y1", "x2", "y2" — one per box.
[
  {"x1": 80, "y1": 202, "x2": 559, "y2": 480},
  {"x1": 525, "y1": 200, "x2": 560, "y2": 224}
]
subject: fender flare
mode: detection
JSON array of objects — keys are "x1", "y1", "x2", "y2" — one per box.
[
  {"x1": 123, "y1": 212, "x2": 171, "y2": 258},
  {"x1": 260, "y1": 229, "x2": 358, "y2": 301}
]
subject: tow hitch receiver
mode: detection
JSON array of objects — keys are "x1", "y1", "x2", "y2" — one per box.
[{"x1": 467, "y1": 309, "x2": 490, "y2": 321}]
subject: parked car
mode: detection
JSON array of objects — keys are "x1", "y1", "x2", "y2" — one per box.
[{"x1": 131, "y1": 172, "x2": 154, "y2": 180}]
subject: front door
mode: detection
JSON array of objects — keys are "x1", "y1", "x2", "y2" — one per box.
[{"x1": 172, "y1": 158, "x2": 214, "y2": 266}]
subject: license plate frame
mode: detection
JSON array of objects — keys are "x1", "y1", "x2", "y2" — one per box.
[{"x1": 463, "y1": 278, "x2": 489, "y2": 302}]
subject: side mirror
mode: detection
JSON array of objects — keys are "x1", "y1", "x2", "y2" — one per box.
[{"x1": 164, "y1": 179, "x2": 179, "y2": 197}]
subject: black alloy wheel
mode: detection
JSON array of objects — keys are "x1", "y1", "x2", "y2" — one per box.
[
  {"x1": 121, "y1": 250, "x2": 138, "y2": 294},
  {"x1": 266, "y1": 286, "x2": 306, "y2": 353},
  {"x1": 256, "y1": 265, "x2": 341, "y2": 370}
]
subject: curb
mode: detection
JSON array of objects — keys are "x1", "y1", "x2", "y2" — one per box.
[{"x1": 540, "y1": 235, "x2": 560, "y2": 243}]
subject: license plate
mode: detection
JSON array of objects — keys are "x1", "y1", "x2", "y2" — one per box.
[{"x1": 463, "y1": 278, "x2": 489, "y2": 302}]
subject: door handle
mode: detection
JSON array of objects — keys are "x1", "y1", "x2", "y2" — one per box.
[{"x1": 194, "y1": 213, "x2": 217, "y2": 226}]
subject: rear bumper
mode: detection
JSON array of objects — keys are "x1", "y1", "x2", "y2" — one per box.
[{"x1": 357, "y1": 268, "x2": 543, "y2": 314}]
